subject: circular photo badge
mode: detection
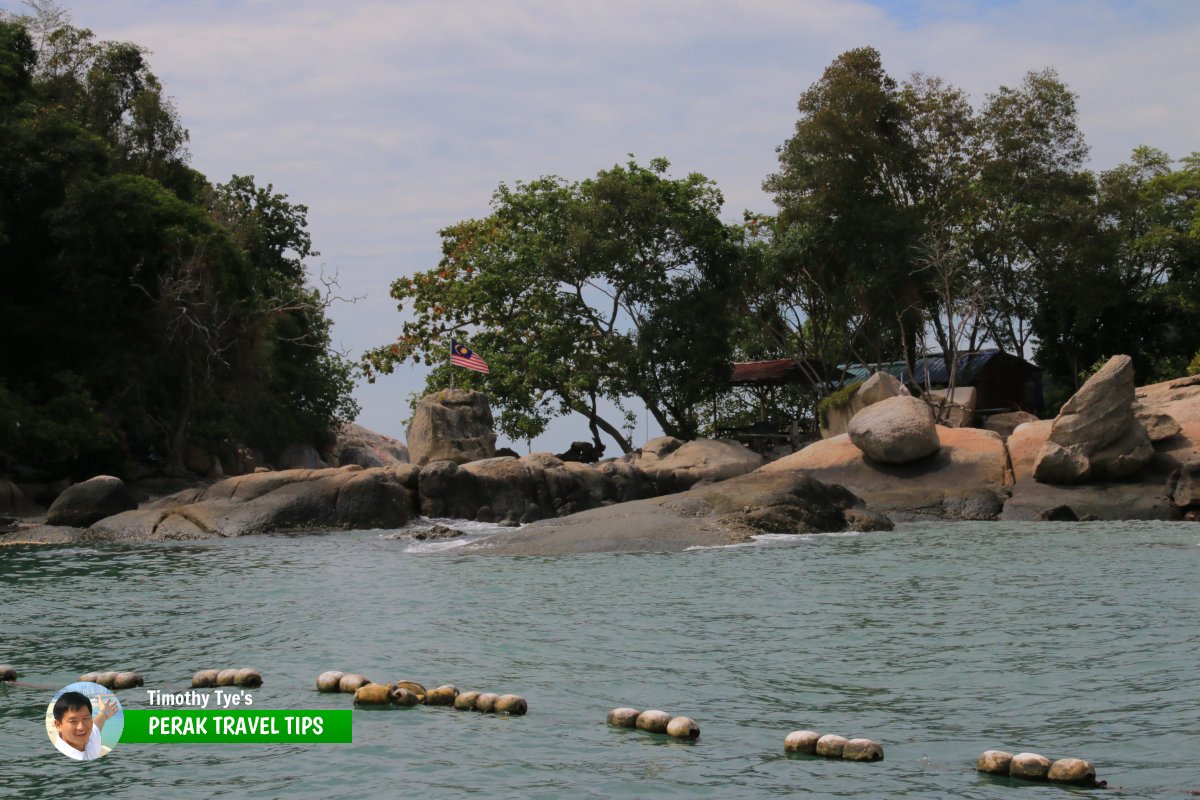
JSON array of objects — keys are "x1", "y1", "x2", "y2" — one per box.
[{"x1": 45, "y1": 682, "x2": 123, "y2": 761}]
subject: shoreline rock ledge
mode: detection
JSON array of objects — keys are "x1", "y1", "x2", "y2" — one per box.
[{"x1": 463, "y1": 470, "x2": 892, "y2": 555}]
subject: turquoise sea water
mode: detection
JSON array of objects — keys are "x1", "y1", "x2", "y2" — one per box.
[{"x1": 1, "y1": 520, "x2": 1197, "y2": 798}]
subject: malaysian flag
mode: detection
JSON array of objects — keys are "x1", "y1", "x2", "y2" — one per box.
[{"x1": 450, "y1": 340, "x2": 490, "y2": 373}]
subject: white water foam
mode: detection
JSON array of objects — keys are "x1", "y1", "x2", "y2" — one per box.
[{"x1": 380, "y1": 516, "x2": 520, "y2": 553}]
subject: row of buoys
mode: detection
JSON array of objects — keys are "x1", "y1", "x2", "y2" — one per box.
[
  {"x1": 191, "y1": 668, "x2": 264, "y2": 688},
  {"x1": 978, "y1": 750, "x2": 1102, "y2": 787},
  {"x1": 79, "y1": 671, "x2": 145, "y2": 690},
  {"x1": 316, "y1": 671, "x2": 370, "y2": 693},
  {"x1": 785, "y1": 730, "x2": 884, "y2": 761},
  {"x1": 608, "y1": 708, "x2": 699, "y2": 739}
]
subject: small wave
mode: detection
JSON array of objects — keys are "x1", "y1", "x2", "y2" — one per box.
[{"x1": 378, "y1": 516, "x2": 519, "y2": 553}]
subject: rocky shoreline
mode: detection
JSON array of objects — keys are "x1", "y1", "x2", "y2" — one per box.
[{"x1": 3, "y1": 362, "x2": 1198, "y2": 554}]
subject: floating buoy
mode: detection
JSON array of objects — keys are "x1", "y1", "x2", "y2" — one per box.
[
  {"x1": 391, "y1": 687, "x2": 420, "y2": 707},
  {"x1": 235, "y1": 668, "x2": 262, "y2": 688},
  {"x1": 1048, "y1": 758, "x2": 1097, "y2": 786},
  {"x1": 316, "y1": 671, "x2": 344, "y2": 693},
  {"x1": 353, "y1": 683, "x2": 393, "y2": 706},
  {"x1": 635, "y1": 710, "x2": 671, "y2": 734},
  {"x1": 79, "y1": 672, "x2": 99, "y2": 684},
  {"x1": 814, "y1": 734, "x2": 848, "y2": 758},
  {"x1": 425, "y1": 685, "x2": 459, "y2": 706},
  {"x1": 0, "y1": 665, "x2": 15, "y2": 682},
  {"x1": 454, "y1": 691, "x2": 481, "y2": 711},
  {"x1": 113, "y1": 671, "x2": 144, "y2": 690},
  {"x1": 474, "y1": 693, "x2": 500, "y2": 713},
  {"x1": 784, "y1": 730, "x2": 821, "y2": 754},
  {"x1": 394, "y1": 681, "x2": 427, "y2": 702},
  {"x1": 495, "y1": 694, "x2": 528, "y2": 715},
  {"x1": 1009, "y1": 752, "x2": 1052, "y2": 781},
  {"x1": 192, "y1": 669, "x2": 219, "y2": 688},
  {"x1": 666, "y1": 716, "x2": 699, "y2": 739},
  {"x1": 216, "y1": 669, "x2": 238, "y2": 687},
  {"x1": 842, "y1": 738, "x2": 884, "y2": 762},
  {"x1": 607, "y1": 708, "x2": 640, "y2": 728},
  {"x1": 976, "y1": 750, "x2": 1013, "y2": 775},
  {"x1": 338, "y1": 674, "x2": 370, "y2": 693},
  {"x1": 95, "y1": 671, "x2": 118, "y2": 689}
]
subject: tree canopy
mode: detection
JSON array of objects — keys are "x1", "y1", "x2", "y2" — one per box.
[
  {"x1": 0, "y1": 7, "x2": 357, "y2": 479},
  {"x1": 362, "y1": 158, "x2": 741, "y2": 453}
]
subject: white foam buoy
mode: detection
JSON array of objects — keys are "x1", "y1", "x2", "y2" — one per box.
[
  {"x1": 814, "y1": 734, "x2": 849, "y2": 758},
  {"x1": 1047, "y1": 758, "x2": 1097, "y2": 786},
  {"x1": 0, "y1": 665, "x2": 16, "y2": 682},
  {"x1": 425, "y1": 685, "x2": 459, "y2": 706},
  {"x1": 495, "y1": 694, "x2": 528, "y2": 715},
  {"x1": 784, "y1": 730, "x2": 821, "y2": 754},
  {"x1": 235, "y1": 668, "x2": 262, "y2": 688},
  {"x1": 391, "y1": 687, "x2": 420, "y2": 707},
  {"x1": 1009, "y1": 752, "x2": 1052, "y2": 781},
  {"x1": 454, "y1": 691, "x2": 481, "y2": 711},
  {"x1": 474, "y1": 693, "x2": 500, "y2": 713},
  {"x1": 666, "y1": 716, "x2": 699, "y2": 739},
  {"x1": 216, "y1": 668, "x2": 238, "y2": 687},
  {"x1": 607, "y1": 708, "x2": 641, "y2": 728},
  {"x1": 338, "y1": 674, "x2": 370, "y2": 693},
  {"x1": 841, "y1": 738, "x2": 884, "y2": 762},
  {"x1": 353, "y1": 684, "x2": 393, "y2": 706},
  {"x1": 635, "y1": 710, "x2": 671, "y2": 734},
  {"x1": 976, "y1": 750, "x2": 1014, "y2": 775},
  {"x1": 316, "y1": 671, "x2": 344, "y2": 692}
]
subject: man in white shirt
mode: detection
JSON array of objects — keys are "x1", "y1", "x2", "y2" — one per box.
[{"x1": 52, "y1": 690, "x2": 117, "y2": 761}]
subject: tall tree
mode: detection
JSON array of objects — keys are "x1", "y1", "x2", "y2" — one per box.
[{"x1": 364, "y1": 158, "x2": 740, "y2": 452}]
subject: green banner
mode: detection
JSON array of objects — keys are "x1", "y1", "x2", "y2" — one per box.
[{"x1": 122, "y1": 710, "x2": 352, "y2": 743}]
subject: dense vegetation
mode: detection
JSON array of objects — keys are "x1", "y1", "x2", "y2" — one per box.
[
  {"x1": 366, "y1": 47, "x2": 1199, "y2": 453},
  {"x1": 0, "y1": 7, "x2": 358, "y2": 480}
]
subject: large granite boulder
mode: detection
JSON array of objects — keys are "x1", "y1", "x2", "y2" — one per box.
[
  {"x1": 417, "y1": 454, "x2": 657, "y2": 525},
  {"x1": 335, "y1": 422, "x2": 410, "y2": 468},
  {"x1": 465, "y1": 470, "x2": 892, "y2": 555},
  {"x1": 0, "y1": 480, "x2": 42, "y2": 518},
  {"x1": 45, "y1": 475, "x2": 137, "y2": 527},
  {"x1": 847, "y1": 396, "x2": 940, "y2": 464},
  {"x1": 820, "y1": 371, "x2": 902, "y2": 438},
  {"x1": 87, "y1": 466, "x2": 413, "y2": 539},
  {"x1": 1033, "y1": 355, "x2": 1153, "y2": 483},
  {"x1": 407, "y1": 389, "x2": 496, "y2": 467},
  {"x1": 983, "y1": 411, "x2": 1039, "y2": 440},
  {"x1": 763, "y1": 426, "x2": 1009, "y2": 520},
  {"x1": 634, "y1": 438, "x2": 764, "y2": 493}
]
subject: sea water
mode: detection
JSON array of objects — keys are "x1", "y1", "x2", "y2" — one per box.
[{"x1": 1, "y1": 520, "x2": 1196, "y2": 798}]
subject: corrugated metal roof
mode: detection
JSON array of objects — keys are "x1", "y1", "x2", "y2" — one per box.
[
  {"x1": 842, "y1": 349, "x2": 1016, "y2": 385},
  {"x1": 730, "y1": 359, "x2": 803, "y2": 383}
]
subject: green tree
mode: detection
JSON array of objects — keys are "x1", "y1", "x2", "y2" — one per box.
[{"x1": 364, "y1": 158, "x2": 740, "y2": 452}]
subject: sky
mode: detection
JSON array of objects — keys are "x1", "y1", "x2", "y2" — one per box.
[{"x1": 4, "y1": 0, "x2": 1198, "y2": 452}]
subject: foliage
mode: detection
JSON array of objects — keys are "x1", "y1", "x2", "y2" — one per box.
[
  {"x1": 363, "y1": 158, "x2": 740, "y2": 452},
  {"x1": 817, "y1": 381, "x2": 864, "y2": 429},
  {"x1": 0, "y1": 9, "x2": 357, "y2": 478}
]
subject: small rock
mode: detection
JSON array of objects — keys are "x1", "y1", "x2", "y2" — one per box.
[
  {"x1": 1048, "y1": 757, "x2": 1096, "y2": 785},
  {"x1": 353, "y1": 684, "x2": 393, "y2": 706},
  {"x1": 635, "y1": 710, "x2": 672, "y2": 734},
  {"x1": 192, "y1": 669, "x2": 220, "y2": 688},
  {"x1": 666, "y1": 716, "x2": 699, "y2": 739},
  {"x1": 474, "y1": 692, "x2": 500, "y2": 713},
  {"x1": 1009, "y1": 752, "x2": 1052, "y2": 780},
  {"x1": 607, "y1": 708, "x2": 641, "y2": 728},
  {"x1": 413, "y1": 525, "x2": 465, "y2": 541},
  {"x1": 784, "y1": 730, "x2": 821, "y2": 754},
  {"x1": 842, "y1": 738, "x2": 884, "y2": 762},
  {"x1": 338, "y1": 674, "x2": 370, "y2": 693},
  {"x1": 454, "y1": 691, "x2": 481, "y2": 711},
  {"x1": 495, "y1": 694, "x2": 528, "y2": 715},
  {"x1": 976, "y1": 750, "x2": 1014, "y2": 774},
  {"x1": 316, "y1": 671, "x2": 344, "y2": 692},
  {"x1": 815, "y1": 734, "x2": 849, "y2": 758}
]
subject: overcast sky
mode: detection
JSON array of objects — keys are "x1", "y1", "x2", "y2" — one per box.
[{"x1": 5, "y1": 0, "x2": 1198, "y2": 451}]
